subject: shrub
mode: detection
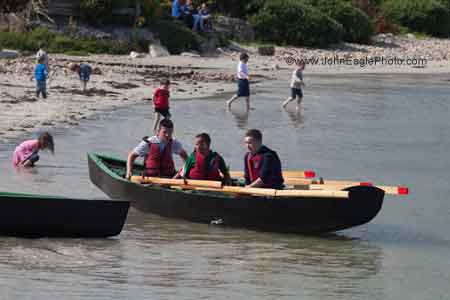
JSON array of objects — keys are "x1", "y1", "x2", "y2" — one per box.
[
  {"x1": 150, "y1": 20, "x2": 200, "y2": 54},
  {"x1": 80, "y1": 0, "x2": 113, "y2": 25},
  {"x1": 382, "y1": 0, "x2": 450, "y2": 37},
  {"x1": 311, "y1": 0, "x2": 374, "y2": 44},
  {"x1": 0, "y1": 27, "x2": 133, "y2": 55},
  {"x1": 250, "y1": 0, "x2": 344, "y2": 47}
]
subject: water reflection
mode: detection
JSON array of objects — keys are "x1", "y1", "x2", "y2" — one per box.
[
  {"x1": 122, "y1": 211, "x2": 383, "y2": 299},
  {"x1": 228, "y1": 108, "x2": 249, "y2": 130},
  {"x1": 284, "y1": 106, "x2": 304, "y2": 128}
]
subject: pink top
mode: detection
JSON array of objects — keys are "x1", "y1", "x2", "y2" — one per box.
[{"x1": 12, "y1": 139, "x2": 40, "y2": 166}]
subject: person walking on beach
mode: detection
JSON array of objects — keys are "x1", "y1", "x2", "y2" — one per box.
[
  {"x1": 243, "y1": 129, "x2": 284, "y2": 189},
  {"x1": 68, "y1": 63, "x2": 92, "y2": 93},
  {"x1": 35, "y1": 56, "x2": 49, "y2": 99},
  {"x1": 282, "y1": 60, "x2": 305, "y2": 110},
  {"x1": 152, "y1": 79, "x2": 172, "y2": 133},
  {"x1": 126, "y1": 119, "x2": 188, "y2": 180},
  {"x1": 12, "y1": 132, "x2": 55, "y2": 168},
  {"x1": 227, "y1": 53, "x2": 250, "y2": 111}
]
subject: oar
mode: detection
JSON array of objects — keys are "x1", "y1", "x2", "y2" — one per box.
[
  {"x1": 174, "y1": 185, "x2": 348, "y2": 199},
  {"x1": 308, "y1": 184, "x2": 409, "y2": 195},
  {"x1": 230, "y1": 170, "x2": 316, "y2": 179},
  {"x1": 130, "y1": 176, "x2": 222, "y2": 189},
  {"x1": 275, "y1": 189, "x2": 348, "y2": 199}
]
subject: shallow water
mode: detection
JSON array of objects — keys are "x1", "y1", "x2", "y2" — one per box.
[{"x1": 0, "y1": 73, "x2": 449, "y2": 299}]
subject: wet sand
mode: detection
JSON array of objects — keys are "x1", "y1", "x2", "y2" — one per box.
[{"x1": 1, "y1": 44, "x2": 450, "y2": 141}]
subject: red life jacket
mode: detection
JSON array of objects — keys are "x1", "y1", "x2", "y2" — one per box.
[
  {"x1": 153, "y1": 87, "x2": 169, "y2": 109},
  {"x1": 188, "y1": 151, "x2": 222, "y2": 181},
  {"x1": 246, "y1": 151, "x2": 283, "y2": 188},
  {"x1": 144, "y1": 139, "x2": 175, "y2": 177}
]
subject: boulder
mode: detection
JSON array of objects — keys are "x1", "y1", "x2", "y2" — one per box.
[
  {"x1": 0, "y1": 49, "x2": 19, "y2": 59},
  {"x1": 199, "y1": 36, "x2": 219, "y2": 55},
  {"x1": 129, "y1": 51, "x2": 146, "y2": 59},
  {"x1": 258, "y1": 46, "x2": 275, "y2": 56},
  {"x1": 214, "y1": 16, "x2": 255, "y2": 41},
  {"x1": 149, "y1": 43, "x2": 170, "y2": 57},
  {"x1": 181, "y1": 52, "x2": 201, "y2": 57}
]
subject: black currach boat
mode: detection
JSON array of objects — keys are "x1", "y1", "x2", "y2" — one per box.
[
  {"x1": 0, "y1": 191, "x2": 129, "y2": 238},
  {"x1": 88, "y1": 153, "x2": 385, "y2": 234}
]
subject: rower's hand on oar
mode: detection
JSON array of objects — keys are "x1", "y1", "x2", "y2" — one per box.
[{"x1": 126, "y1": 171, "x2": 132, "y2": 180}]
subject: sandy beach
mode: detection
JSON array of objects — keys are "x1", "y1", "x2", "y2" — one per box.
[{"x1": 1, "y1": 36, "x2": 450, "y2": 141}]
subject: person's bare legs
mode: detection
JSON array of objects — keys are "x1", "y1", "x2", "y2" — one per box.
[
  {"x1": 152, "y1": 112, "x2": 161, "y2": 133},
  {"x1": 245, "y1": 96, "x2": 250, "y2": 111},
  {"x1": 282, "y1": 97, "x2": 294, "y2": 109},
  {"x1": 81, "y1": 80, "x2": 87, "y2": 93},
  {"x1": 296, "y1": 96, "x2": 303, "y2": 110},
  {"x1": 227, "y1": 95, "x2": 239, "y2": 109}
]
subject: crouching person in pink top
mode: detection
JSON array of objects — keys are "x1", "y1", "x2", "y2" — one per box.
[{"x1": 12, "y1": 132, "x2": 55, "y2": 167}]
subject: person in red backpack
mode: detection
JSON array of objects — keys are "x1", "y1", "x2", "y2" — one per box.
[
  {"x1": 126, "y1": 119, "x2": 188, "y2": 179},
  {"x1": 178, "y1": 133, "x2": 231, "y2": 184},
  {"x1": 244, "y1": 129, "x2": 284, "y2": 189},
  {"x1": 152, "y1": 79, "x2": 172, "y2": 133}
]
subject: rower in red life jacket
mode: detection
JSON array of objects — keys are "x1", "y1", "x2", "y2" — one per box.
[
  {"x1": 244, "y1": 129, "x2": 284, "y2": 189},
  {"x1": 177, "y1": 133, "x2": 231, "y2": 184},
  {"x1": 126, "y1": 119, "x2": 188, "y2": 179}
]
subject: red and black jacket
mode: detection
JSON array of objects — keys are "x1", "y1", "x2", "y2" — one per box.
[{"x1": 244, "y1": 145, "x2": 284, "y2": 189}]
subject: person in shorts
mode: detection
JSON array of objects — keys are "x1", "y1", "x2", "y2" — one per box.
[
  {"x1": 227, "y1": 52, "x2": 250, "y2": 111},
  {"x1": 152, "y1": 79, "x2": 172, "y2": 133},
  {"x1": 68, "y1": 62, "x2": 93, "y2": 93},
  {"x1": 282, "y1": 60, "x2": 305, "y2": 110}
]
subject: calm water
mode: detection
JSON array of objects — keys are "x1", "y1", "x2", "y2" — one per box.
[{"x1": 0, "y1": 73, "x2": 449, "y2": 299}]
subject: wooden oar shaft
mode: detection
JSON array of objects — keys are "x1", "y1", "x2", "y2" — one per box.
[
  {"x1": 131, "y1": 176, "x2": 222, "y2": 188},
  {"x1": 308, "y1": 184, "x2": 409, "y2": 195},
  {"x1": 230, "y1": 170, "x2": 316, "y2": 179},
  {"x1": 173, "y1": 185, "x2": 348, "y2": 199}
]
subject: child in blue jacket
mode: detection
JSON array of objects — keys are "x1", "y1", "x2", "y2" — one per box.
[{"x1": 34, "y1": 56, "x2": 49, "y2": 98}]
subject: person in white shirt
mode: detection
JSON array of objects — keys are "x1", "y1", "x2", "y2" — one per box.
[
  {"x1": 126, "y1": 119, "x2": 188, "y2": 179},
  {"x1": 282, "y1": 60, "x2": 305, "y2": 110},
  {"x1": 227, "y1": 52, "x2": 250, "y2": 111},
  {"x1": 36, "y1": 43, "x2": 49, "y2": 71}
]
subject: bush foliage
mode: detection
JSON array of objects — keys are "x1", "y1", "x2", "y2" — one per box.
[
  {"x1": 150, "y1": 20, "x2": 200, "y2": 54},
  {"x1": 310, "y1": 0, "x2": 374, "y2": 44},
  {"x1": 251, "y1": 0, "x2": 343, "y2": 47},
  {"x1": 0, "y1": 27, "x2": 133, "y2": 55},
  {"x1": 382, "y1": 0, "x2": 450, "y2": 37}
]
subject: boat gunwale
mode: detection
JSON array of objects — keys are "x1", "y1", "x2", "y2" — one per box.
[{"x1": 88, "y1": 152, "x2": 377, "y2": 201}]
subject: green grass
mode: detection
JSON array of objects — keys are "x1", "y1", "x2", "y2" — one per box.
[{"x1": 0, "y1": 27, "x2": 137, "y2": 55}]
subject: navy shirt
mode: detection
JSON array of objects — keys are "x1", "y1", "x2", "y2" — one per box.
[{"x1": 244, "y1": 145, "x2": 284, "y2": 189}]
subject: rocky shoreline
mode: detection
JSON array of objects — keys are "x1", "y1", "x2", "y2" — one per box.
[{"x1": 1, "y1": 34, "x2": 450, "y2": 142}]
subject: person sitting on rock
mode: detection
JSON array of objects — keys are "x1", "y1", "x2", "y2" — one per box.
[
  {"x1": 182, "y1": 0, "x2": 198, "y2": 29},
  {"x1": 12, "y1": 131, "x2": 55, "y2": 167},
  {"x1": 177, "y1": 133, "x2": 231, "y2": 184},
  {"x1": 197, "y1": 3, "x2": 213, "y2": 32},
  {"x1": 68, "y1": 62, "x2": 92, "y2": 93},
  {"x1": 171, "y1": 0, "x2": 185, "y2": 20},
  {"x1": 126, "y1": 119, "x2": 188, "y2": 179}
]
